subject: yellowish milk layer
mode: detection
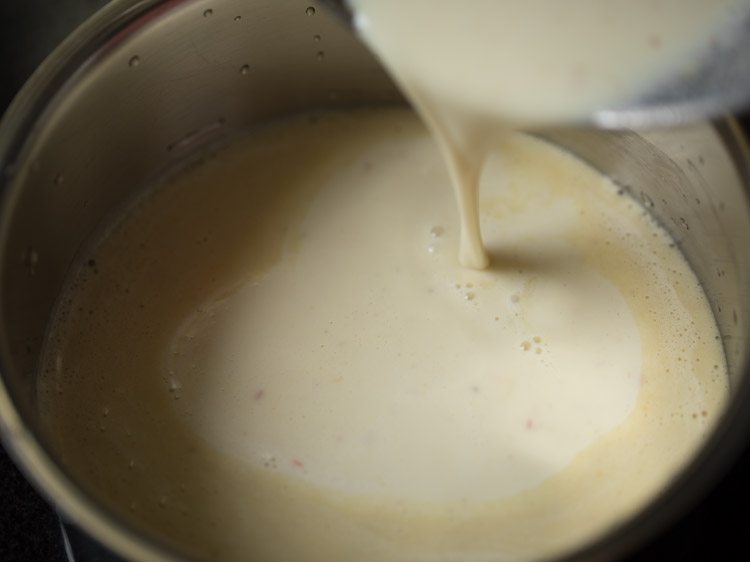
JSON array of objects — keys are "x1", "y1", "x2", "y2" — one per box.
[{"x1": 40, "y1": 110, "x2": 726, "y2": 561}]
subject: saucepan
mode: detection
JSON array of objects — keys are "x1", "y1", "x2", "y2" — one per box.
[{"x1": 1, "y1": 0, "x2": 750, "y2": 560}]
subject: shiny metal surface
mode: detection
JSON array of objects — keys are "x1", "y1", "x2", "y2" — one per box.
[{"x1": 0, "y1": 0, "x2": 749, "y2": 561}]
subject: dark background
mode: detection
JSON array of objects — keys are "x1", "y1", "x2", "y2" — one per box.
[{"x1": 0, "y1": 1, "x2": 749, "y2": 561}]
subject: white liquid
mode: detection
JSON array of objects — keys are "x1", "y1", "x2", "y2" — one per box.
[
  {"x1": 40, "y1": 110, "x2": 726, "y2": 561},
  {"x1": 349, "y1": 0, "x2": 750, "y2": 267}
]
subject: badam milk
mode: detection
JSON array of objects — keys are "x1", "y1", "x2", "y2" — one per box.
[{"x1": 38, "y1": 1, "x2": 746, "y2": 560}]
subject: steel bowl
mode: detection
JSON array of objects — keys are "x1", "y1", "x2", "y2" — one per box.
[{"x1": 1, "y1": 1, "x2": 750, "y2": 560}]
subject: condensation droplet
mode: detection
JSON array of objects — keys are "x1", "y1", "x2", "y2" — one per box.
[
  {"x1": 23, "y1": 247, "x2": 39, "y2": 274},
  {"x1": 465, "y1": 292, "x2": 475, "y2": 301},
  {"x1": 234, "y1": 15, "x2": 242, "y2": 21},
  {"x1": 510, "y1": 293, "x2": 521, "y2": 304},
  {"x1": 203, "y1": 8, "x2": 213, "y2": 17},
  {"x1": 103, "y1": 406, "x2": 110, "y2": 417},
  {"x1": 53, "y1": 173, "x2": 64, "y2": 185},
  {"x1": 128, "y1": 55, "x2": 140, "y2": 68},
  {"x1": 679, "y1": 217, "x2": 690, "y2": 230},
  {"x1": 128, "y1": 459, "x2": 135, "y2": 469},
  {"x1": 313, "y1": 34, "x2": 321, "y2": 42},
  {"x1": 169, "y1": 378, "x2": 183, "y2": 392},
  {"x1": 533, "y1": 336, "x2": 542, "y2": 344},
  {"x1": 240, "y1": 64, "x2": 250, "y2": 75},
  {"x1": 521, "y1": 341, "x2": 531, "y2": 351},
  {"x1": 305, "y1": 6, "x2": 316, "y2": 16},
  {"x1": 316, "y1": 51, "x2": 325, "y2": 61},
  {"x1": 426, "y1": 244, "x2": 437, "y2": 255}
]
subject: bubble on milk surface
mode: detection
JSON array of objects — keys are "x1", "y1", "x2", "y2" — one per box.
[{"x1": 430, "y1": 225, "x2": 445, "y2": 238}]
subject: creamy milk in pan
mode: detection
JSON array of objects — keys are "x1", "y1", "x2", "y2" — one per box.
[{"x1": 37, "y1": 1, "x2": 745, "y2": 561}]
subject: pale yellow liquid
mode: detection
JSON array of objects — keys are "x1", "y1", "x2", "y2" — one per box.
[{"x1": 40, "y1": 109, "x2": 726, "y2": 561}]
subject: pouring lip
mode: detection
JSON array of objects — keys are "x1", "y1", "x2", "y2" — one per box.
[{"x1": 1, "y1": 0, "x2": 750, "y2": 561}]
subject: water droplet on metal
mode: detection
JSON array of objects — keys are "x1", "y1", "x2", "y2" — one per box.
[
  {"x1": 169, "y1": 378, "x2": 183, "y2": 394},
  {"x1": 128, "y1": 55, "x2": 141, "y2": 68},
  {"x1": 234, "y1": 15, "x2": 242, "y2": 21},
  {"x1": 305, "y1": 6, "x2": 316, "y2": 16},
  {"x1": 53, "y1": 173, "x2": 64, "y2": 185},
  {"x1": 240, "y1": 64, "x2": 250, "y2": 75},
  {"x1": 640, "y1": 191, "x2": 655, "y2": 209},
  {"x1": 316, "y1": 51, "x2": 325, "y2": 61},
  {"x1": 23, "y1": 247, "x2": 39, "y2": 274},
  {"x1": 203, "y1": 8, "x2": 213, "y2": 17},
  {"x1": 313, "y1": 34, "x2": 321, "y2": 42}
]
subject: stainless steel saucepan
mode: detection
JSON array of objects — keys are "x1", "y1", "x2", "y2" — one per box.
[{"x1": 1, "y1": 1, "x2": 750, "y2": 560}]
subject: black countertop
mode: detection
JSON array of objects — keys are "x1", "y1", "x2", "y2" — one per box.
[{"x1": 1, "y1": 1, "x2": 749, "y2": 561}]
